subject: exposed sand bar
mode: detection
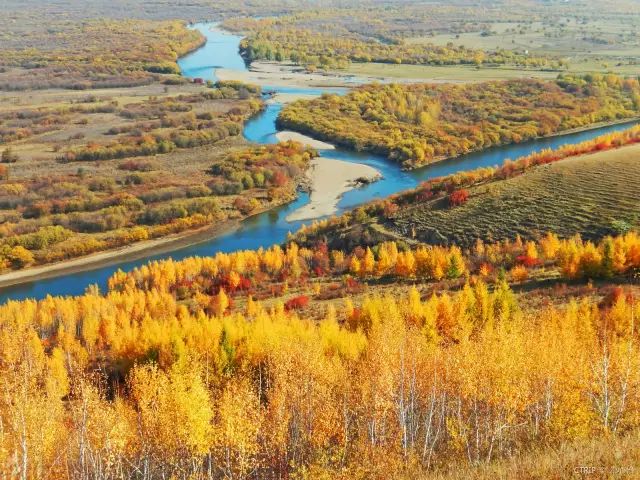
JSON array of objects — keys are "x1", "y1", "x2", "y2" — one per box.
[
  {"x1": 276, "y1": 131, "x2": 335, "y2": 149},
  {"x1": 287, "y1": 158, "x2": 381, "y2": 222},
  {"x1": 216, "y1": 61, "x2": 365, "y2": 89},
  {"x1": 266, "y1": 92, "x2": 319, "y2": 104}
]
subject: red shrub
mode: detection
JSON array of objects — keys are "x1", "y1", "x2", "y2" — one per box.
[
  {"x1": 285, "y1": 295, "x2": 310, "y2": 311},
  {"x1": 349, "y1": 307, "x2": 362, "y2": 325},
  {"x1": 448, "y1": 189, "x2": 469, "y2": 207},
  {"x1": 416, "y1": 189, "x2": 434, "y2": 202},
  {"x1": 383, "y1": 201, "x2": 399, "y2": 217},
  {"x1": 238, "y1": 276, "x2": 252, "y2": 290},
  {"x1": 233, "y1": 197, "x2": 253, "y2": 215},
  {"x1": 599, "y1": 286, "x2": 625, "y2": 310},
  {"x1": 345, "y1": 277, "x2": 361, "y2": 289},
  {"x1": 271, "y1": 170, "x2": 289, "y2": 187},
  {"x1": 313, "y1": 266, "x2": 326, "y2": 276},
  {"x1": 516, "y1": 255, "x2": 541, "y2": 268},
  {"x1": 118, "y1": 159, "x2": 155, "y2": 171}
]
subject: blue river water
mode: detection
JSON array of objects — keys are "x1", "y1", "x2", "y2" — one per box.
[{"x1": 0, "y1": 22, "x2": 637, "y2": 303}]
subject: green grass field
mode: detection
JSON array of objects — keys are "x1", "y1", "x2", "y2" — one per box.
[
  {"x1": 343, "y1": 62, "x2": 560, "y2": 82},
  {"x1": 344, "y1": 58, "x2": 639, "y2": 83},
  {"x1": 345, "y1": 16, "x2": 640, "y2": 82},
  {"x1": 409, "y1": 18, "x2": 640, "y2": 61}
]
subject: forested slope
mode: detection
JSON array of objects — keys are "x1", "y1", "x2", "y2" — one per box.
[{"x1": 1, "y1": 227, "x2": 640, "y2": 478}]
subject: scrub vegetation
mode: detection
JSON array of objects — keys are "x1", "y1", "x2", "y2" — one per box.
[
  {"x1": 0, "y1": 19, "x2": 204, "y2": 91},
  {"x1": 223, "y1": 1, "x2": 640, "y2": 75},
  {"x1": 0, "y1": 134, "x2": 314, "y2": 270},
  {"x1": 0, "y1": 3, "x2": 316, "y2": 271}
]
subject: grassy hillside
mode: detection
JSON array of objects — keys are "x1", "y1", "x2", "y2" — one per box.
[
  {"x1": 293, "y1": 129, "x2": 640, "y2": 251},
  {"x1": 392, "y1": 143, "x2": 640, "y2": 247}
]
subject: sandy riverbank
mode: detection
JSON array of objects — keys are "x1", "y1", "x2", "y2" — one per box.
[
  {"x1": 286, "y1": 158, "x2": 381, "y2": 222},
  {"x1": 276, "y1": 131, "x2": 335, "y2": 149},
  {"x1": 266, "y1": 92, "x2": 320, "y2": 104},
  {"x1": 217, "y1": 61, "x2": 366, "y2": 89},
  {"x1": 217, "y1": 60, "x2": 470, "y2": 89}
]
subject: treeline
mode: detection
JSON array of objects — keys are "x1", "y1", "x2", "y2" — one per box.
[
  {"x1": 0, "y1": 101, "x2": 117, "y2": 144},
  {"x1": 2, "y1": 233, "x2": 640, "y2": 478},
  {"x1": 277, "y1": 74, "x2": 640, "y2": 168},
  {"x1": 225, "y1": 15, "x2": 558, "y2": 70},
  {"x1": 109, "y1": 232, "x2": 640, "y2": 302},
  {"x1": 60, "y1": 125, "x2": 244, "y2": 162},
  {"x1": 0, "y1": 206, "x2": 222, "y2": 270}
]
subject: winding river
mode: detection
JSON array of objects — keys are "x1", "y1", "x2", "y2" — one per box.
[{"x1": 0, "y1": 22, "x2": 637, "y2": 303}]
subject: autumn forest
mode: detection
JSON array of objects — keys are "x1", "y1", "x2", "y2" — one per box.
[
  {"x1": 278, "y1": 75, "x2": 640, "y2": 168},
  {"x1": 1, "y1": 1, "x2": 640, "y2": 479}
]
